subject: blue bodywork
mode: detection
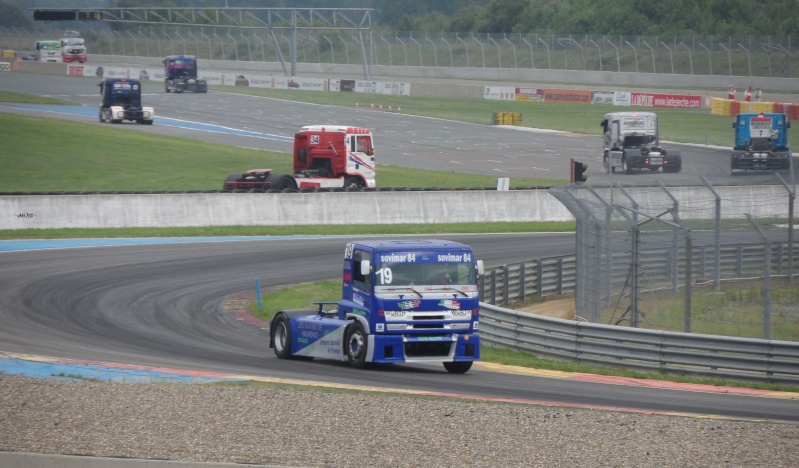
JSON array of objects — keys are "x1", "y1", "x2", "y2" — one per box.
[
  {"x1": 270, "y1": 240, "x2": 481, "y2": 373},
  {"x1": 98, "y1": 78, "x2": 153, "y2": 124},
  {"x1": 731, "y1": 113, "x2": 791, "y2": 174},
  {"x1": 164, "y1": 55, "x2": 208, "y2": 93}
]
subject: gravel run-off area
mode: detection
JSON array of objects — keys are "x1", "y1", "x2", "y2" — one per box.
[{"x1": 1, "y1": 374, "x2": 797, "y2": 467}]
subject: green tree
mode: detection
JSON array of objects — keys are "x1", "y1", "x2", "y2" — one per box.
[{"x1": 0, "y1": 0, "x2": 34, "y2": 29}]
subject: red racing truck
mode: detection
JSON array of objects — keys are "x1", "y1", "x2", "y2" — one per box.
[{"x1": 223, "y1": 125, "x2": 376, "y2": 190}]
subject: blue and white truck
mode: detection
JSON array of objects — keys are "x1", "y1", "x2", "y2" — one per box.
[
  {"x1": 270, "y1": 240, "x2": 484, "y2": 373},
  {"x1": 98, "y1": 78, "x2": 154, "y2": 125},
  {"x1": 731, "y1": 112, "x2": 791, "y2": 175}
]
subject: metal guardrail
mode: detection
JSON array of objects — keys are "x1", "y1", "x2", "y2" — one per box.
[
  {"x1": 481, "y1": 243, "x2": 799, "y2": 307},
  {"x1": 478, "y1": 245, "x2": 799, "y2": 384},
  {"x1": 479, "y1": 303, "x2": 799, "y2": 385}
]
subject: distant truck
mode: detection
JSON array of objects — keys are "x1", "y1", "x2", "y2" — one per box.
[
  {"x1": 163, "y1": 55, "x2": 208, "y2": 93},
  {"x1": 601, "y1": 111, "x2": 682, "y2": 174},
  {"x1": 98, "y1": 78, "x2": 155, "y2": 125},
  {"x1": 34, "y1": 40, "x2": 61, "y2": 63},
  {"x1": 223, "y1": 125, "x2": 376, "y2": 191},
  {"x1": 270, "y1": 240, "x2": 484, "y2": 373},
  {"x1": 731, "y1": 113, "x2": 791, "y2": 175},
  {"x1": 60, "y1": 36, "x2": 87, "y2": 63}
]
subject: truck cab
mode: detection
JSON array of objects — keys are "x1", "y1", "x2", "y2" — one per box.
[
  {"x1": 60, "y1": 37, "x2": 86, "y2": 63},
  {"x1": 270, "y1": 240, "x2": 483, "y2": 373},
  {"x1": 731, "y1": 113, "x2": 791, "y2": 175},
  {"x1": 98, "y1": 78, "x2": 154, "y2": 125},
  {"x1": 601, "y1": 111, "x2": 681, "y2": 174},
  {"x1": 163, "y1": 55, "x2": 208, "y2": 93},
  {"x1": 293, "y1": 125, "x2": 376, "y2": 189}
]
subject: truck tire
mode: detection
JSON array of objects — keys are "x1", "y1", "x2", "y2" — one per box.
[
  {"x1": 443, "y1": 361, "x2": 473, "y2": 374},
  {"x1": 276, "y1": 175, "x2": 297, "y2": 190},
  {"x1": 272, "y1": 315, "x2": 293, "y2": 359},
  {"x1": 345, "y1": 322, "x2": 370, "y2": 369},
  {"x1": 344, "y1": 176, "x2": 363, "y2": 189},
  {"x1": 622, "y1": 158, "x2": 633, "y2": 174}
]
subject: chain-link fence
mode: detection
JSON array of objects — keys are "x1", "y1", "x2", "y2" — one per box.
[
  {"x1": 2, "y1": 26, "x2": 796, "y2": 78},
  {"x1": 549, "y1": 177, "x2": 798, "y2": 341}
]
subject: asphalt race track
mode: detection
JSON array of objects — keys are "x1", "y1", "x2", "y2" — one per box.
[
  {"x1": 4, "y1": 72, "x2": 796, "y2": 186},
  {"x1": 2, "y1": 235, "x2": 798, "y2": 422},
  {"x1": 1, "y1": 72, "x2": 798, "y2": 422}
]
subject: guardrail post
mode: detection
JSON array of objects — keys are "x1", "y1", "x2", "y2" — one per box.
[
  {"x1": 536, "y1": 260, "x2": 544, "y2": 296},
  {"x1": 519, "y1": 263, "x2": 526, "y2": 302},
  {"x1": 556, "y1": 257, "x2": 563, "y2": 295},
  {"x1": 490, "y1": 269, "x2": 497, "y2": 305},
  {"x1": 502, "y1": 265, "x2": 510, "y2": 306}
]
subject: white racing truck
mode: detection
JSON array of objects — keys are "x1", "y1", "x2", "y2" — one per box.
[{"x1": 601, "y1": 111, "x2": 682, "y2": 174}]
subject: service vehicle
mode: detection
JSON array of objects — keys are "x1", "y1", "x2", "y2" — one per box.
[
  {"x1": 223, "y1": 125, "x2": 376, "y2": 190},
  {"x1": 163, "y1": 55, "x2": 208, "y2": 93},
  {"x1": 270, "y1": 240, "x2": 483, "y2": 373},
  {"x1": 601, "y1": 111, "x2": 682, "y2": 174},
  {"x1": 98, "y1": 78, "x2": 155, "y2": 125},
  {"x1": 34, "y1": 40, "x2": 61, "y2": 63},
  {"x1": 60, "y1": 36, "x2": 87, "y2": 63},
  {"x1": 731, "y1": 112, "x2": 792, "y2": 175}
]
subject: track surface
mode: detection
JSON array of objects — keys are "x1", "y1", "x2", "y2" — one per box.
[
  {"x1": 1, "y1": 73, "x2": 798, "y2": 422},
  {"x1": 4, "y1": 72, "x2": 796, "y2": 185}
]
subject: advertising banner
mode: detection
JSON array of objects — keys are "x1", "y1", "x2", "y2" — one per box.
[
  {"x1": 515, "y1": 87, "x2": 544, "y2": 102},
  {"x1": 543, "y1": 89, "x2": 591, "y2": 104},
  {"x1": 614, "y1": 91, "x2": 631, "y2": 107},
  {"x1": 483, "y1": 86, "x2": 516, "y2": 101},
  {"x1": 631, "y1": 92, "x2": 702, "y2": 108},
  {"x1": 591, "y1": 91, "x2": 615, "y2": 105}
]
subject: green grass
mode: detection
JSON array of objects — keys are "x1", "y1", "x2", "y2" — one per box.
[
  {"x1": 610, "y1": 280, "x2": 799, "y2": 341},
  {"x1": 0, "y1": 113, "x2": 560, "y2": 193},
  {"x1": 0, "y1": 91, "x2": 78, "y2": 105},
  {"x1": 214, "y1": 85, "x2": 744, "y2": 147},
  {"x1": 0, "y1": 221, "x2": 575, "y2": 240}
]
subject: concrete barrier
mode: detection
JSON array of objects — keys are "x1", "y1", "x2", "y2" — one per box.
[
  {"x1": 1, "y1": 185, "x2": 795, "y2": 230},
  {"x1": 0, "y1": 190, "x2": 574, "y2": 230}
]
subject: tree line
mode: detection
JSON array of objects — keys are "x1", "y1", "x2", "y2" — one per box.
[{"x1": 4, "y1": 0, "x2": 797, "y2": 36}]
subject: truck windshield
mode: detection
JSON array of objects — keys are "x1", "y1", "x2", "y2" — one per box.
[{"x1": 375, "y1": 262, "x2": 475, "y2": 287}]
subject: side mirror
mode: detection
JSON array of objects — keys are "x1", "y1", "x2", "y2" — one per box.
[
  {"x1": 360, "y1": 260, "x2": 371, "y2": 276},
  {"x1": 476, "y1": 260, "x2": 484, "y2": 277}
]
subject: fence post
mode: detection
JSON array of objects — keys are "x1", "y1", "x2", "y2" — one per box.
[{"x1": 746, "y1": 214, "x2": 772, "y2": 339}]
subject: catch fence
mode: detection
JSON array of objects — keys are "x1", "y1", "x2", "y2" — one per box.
[{"x1": 2, "y1": 26, "x2": 796, "y2": 78}]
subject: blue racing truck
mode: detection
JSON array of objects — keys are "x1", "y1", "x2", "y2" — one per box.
[
  {"x1": 98, "y1": 78, "x2": 154, "y2": 125},
  {"x1": 270, "y1": 240, "x2": 484, "y2": 373},
  {"x1": 163, "y1": 55, "x2": 208, "y2": 93},
  {"x1": 731, "y1": 113, "x2": 791, "y2": 175}
]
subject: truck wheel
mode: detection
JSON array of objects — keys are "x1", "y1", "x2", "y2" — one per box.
[
  {"x1": 276, "y1": 175, "x2": 297, "y2": 190},
  {"x1": 444, "y1": 361, "x2": 473, "y2": 374},
  {"x1": 272, "y1": 315, "x2": 293, "y2": 359},
  {"x1": 622, "y1": 158, "x2": 633, "y2": 174},
  {"x1": 344, "y1": 176, "x2": 363, "y2": 189},
  {"x1": 345, "y1": 322, "x2": 370, "y2": 369}
]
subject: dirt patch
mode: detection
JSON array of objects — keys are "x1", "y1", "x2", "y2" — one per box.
[{"x1": 515, "y1": 298, "x2": 575, "y2": 320}]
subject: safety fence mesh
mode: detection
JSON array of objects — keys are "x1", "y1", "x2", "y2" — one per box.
[{"x1": 549, "y1": 180, "x2": 798, "y2": 341}]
